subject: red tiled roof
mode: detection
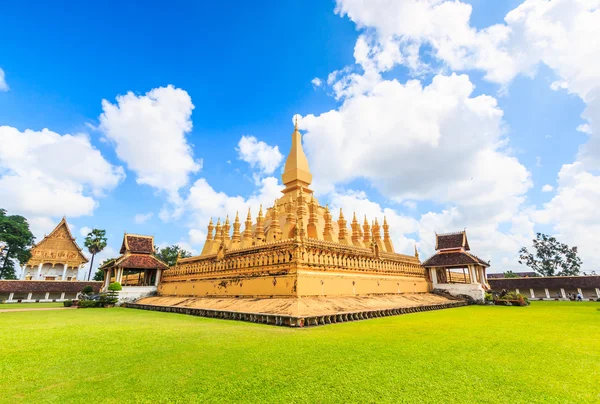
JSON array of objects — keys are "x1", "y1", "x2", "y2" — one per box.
[
  {"x1": 422, "y1": 251, "x2": 489, "y2": 268},
  {"x1": 120, "y1": 235, "x2": 154, "y2": 254},
  {"x1": 115, "y1": 254, "x2": 168, "y2": 270},
  {"x1": 436, "y1": 231, "x2": 469, "y2": 250}
]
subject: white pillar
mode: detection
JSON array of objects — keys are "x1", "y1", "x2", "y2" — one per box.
[
  {"x1": 27, "y1": 292, "x2": 33, "y2": 302},
  {"x1": 545, "y1": 288, "x2": 550, "y2": 299},
  {"x1": 430, "y1": 269, "x2": 438, "y2": 286},
  {"x1": 577, "y1": 288, "x2": 583, "y2": 296},
  {"x1": 530, "y1": 288, "x2": 535, "y2": 298},
  {"x1": 60, "y1": 292, "x2": 65, "y2": 301},
  {"x1": 44, "y1": 292, "x2": 50, "y2": 301},
  {"x1": 62, "y1": 263, "x2": 68, "y2": 280},
  {"x1": 37, "y1": 263, "x2": 43, "y2": 279},
  {"x1": 516, "y1": 288, "x2": 520, "y2": 295},
  {"x1": 154, "y1": 270, "x2": 162, "y2": 286},
  {"x1": 21, "y1": 265, "x2": 27, "y2": 280},
  {"x1": 596, "y1": 288, "x2": 600, "y2": 298},
  {"x1": 8, "y1": 292, "x2": 14, "y2": 302},
  {"x1": 561, "y1": 288, "x2": 566, "y2": 299}
]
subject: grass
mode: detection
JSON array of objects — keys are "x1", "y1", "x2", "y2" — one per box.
[
  {"x1": 1, "y1": 301, "x2": 599, "y2": 403},
  {"x1": 0, "y1": 302, "x2": 64, "y2": 309}
]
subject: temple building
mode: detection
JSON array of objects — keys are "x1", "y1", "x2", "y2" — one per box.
[
  {"x1": 422, "y1": 231, "x2": 490, "y2": 299},
  {"x1": 99, "y1": 233, "x2": 168, "y2": 299},
  {"x1": 21, "y1": 218, "x2": 88, "y2": 281}
]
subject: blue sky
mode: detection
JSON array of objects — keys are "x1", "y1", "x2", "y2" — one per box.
[{"x1": 1, "y1": 0, "x2": 599, "y2": 275}]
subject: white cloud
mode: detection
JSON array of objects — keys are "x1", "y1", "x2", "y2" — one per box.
[
  {"x1": 541, "y1": 184, "x2": 554, "y2": 192},
  {"x1": 577, "y1": 124, "x2": 592, "y2": 134},
  {"x1": 311, "y1": 77, "x2": 322, "y2": 87},
  {"x1": 99, "y1": 85, "x2": 201, "y2": 202},
  {"x1": 0, "y1": 68, "x2": 8, "y2": 91},
  {"x1": 134, "y1": 212, "x2": 153, "y2": 224},
  {"x1": 0, "y1": 126, "x2": 124, "y2": 236},
  {"x1": 79, "y1": 226, "x2": 92, "y2": 237},
  {"x1": 236, "y1": 135, "x2": 283, "y2": 175},
  {"x1": 535, "y1": 156, "x2": 542, "y2": 167},
  {"x1": 534, "y1": 162, "x2": 600, "y2": 268},
  {"x1": 300, "y1": 73, "x2": 531, "y2": 225},
  {"x1": 330, "y1": 0, "x2": 600, "y2": 270}
]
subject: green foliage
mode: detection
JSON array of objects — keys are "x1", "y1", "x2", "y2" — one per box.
[
  {"x1": 108, "y1": 282, "x2": 122, "y2": 291},
  {"x1": 503, "y1": 271, "x2": 519, "y2": 278},
  {"x1": 518, "y1": 233, "x2": 582, "y2": 276},
  {"x1": 63, "y1": 300, "x2": 73, "y2": 307},
  {"x1": 93, "y1": 269, "x2": 104, "y2": 281},
  {"x1": 0, "y1": 208, "x2": 35, "y2": 279},
  {"x1": 81, "y1": 285, "x2": 94, "y2": 294},
  {"x1": 84, "y1": 229, "x2": 107, "y2": 281},
  {"x1": 484, "y1": 293, "x2": 493, "y2": 302},
  {"x1": 154, "y1": 244, "x2": 191, "y2": 267},
  {"x1": 77, "y1": 300, "x2": 102, "y2": 308},
  {"x1": 99, "y1": 293, "x2": 118, "y2": 306}
]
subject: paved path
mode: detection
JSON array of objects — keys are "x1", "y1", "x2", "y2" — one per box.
[{"x1": 0, "y1": 307, "x2": 75, "y2": 313}]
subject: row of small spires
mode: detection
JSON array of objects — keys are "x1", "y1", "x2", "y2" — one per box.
[
  {"x1": 204, "y1": 205, "x2": 392, "y2": 245},
  {"x1": 200, "y1": 186, "x2": 419, "y2": 256}
]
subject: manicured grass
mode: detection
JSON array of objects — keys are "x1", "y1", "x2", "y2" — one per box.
[
  {"x1": 1, "y1": 302, "x2": 599, "y2": 403},
  {"x1": 0, "y1": 302, "x2": 64, "y2": 309}
]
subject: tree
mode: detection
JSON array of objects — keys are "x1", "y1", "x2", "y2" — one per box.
[
  {"x1": 84, "y1": 229, "x2": 107, "y2": 281},
  {"x1": 0, "y1": 209, "x2": 35, "y2": 279},
  {"x1": 503, "y1": 271, "x2": 519, "y2": 278},
  {"x1": 155, "y1": 245, "x2": 191, "y2": 267},
  {"x1": 518, "y1": 233, "x2": 582, "y2": 277}
]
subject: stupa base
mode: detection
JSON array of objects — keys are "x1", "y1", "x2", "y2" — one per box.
[{"x1": 124, "y1": 293, "x2": 467, "y2": 327}]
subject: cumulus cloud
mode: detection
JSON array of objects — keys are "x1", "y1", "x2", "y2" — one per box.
[
  {"x1": 311, "y1": 77, "x2": 322, "y2": 88},
  {"x1": 134, "y1": 212, "x2": 153, "y2": 224},
  {"x1": 236, "y1": 135, "x2": 283, "y2": 175},
  {"x1": 79, "y1": 226, "x2": 92, "y2": 237},
  {"x1": 327, "y1": 0, "x2": 600, "y2": 269},
  {"x1": 534, "y1": 163, "x2": 600, "y2": 266},
  {"x1": 99, "y1": 85, "x2": 201, "y2": 201},
  {"x1": 541, "y1": 184, "x2": 554, "y2": 192},
  {"x1": 300, "y1": 73, "x2": 531, "y2": 225},
  {"x1": 0, "y1": 68, "x2": 8, "y2": 91},
  {"x1": 0, "y1": 126, "x2": 124, "y2": 237}
]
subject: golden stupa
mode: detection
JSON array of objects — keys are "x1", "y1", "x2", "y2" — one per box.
[{"x1": 159, "y1": 119, "x2": 427, "y2": 297}]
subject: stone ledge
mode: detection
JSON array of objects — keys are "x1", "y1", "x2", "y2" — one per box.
[{"x1": 122, "y1": 300, "x2": 467, "y2": 328}]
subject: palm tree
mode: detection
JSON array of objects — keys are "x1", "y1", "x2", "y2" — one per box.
[{"x1": 84, "y1": 229, "x2": 107, "y2": 281}]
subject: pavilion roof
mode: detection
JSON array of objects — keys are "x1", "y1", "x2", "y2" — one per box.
[
  {"x1": 100, "y1": 253, "x2": 168, "y2": 271},
  {"x1": 422, "y1": 251, "x2": 489, "y2": 268},
  {"x1": 435, "y1": 231, "x2": 470, "y2": 251},
  {"x1": 120, "y1": 234, "x2": 155, "y2": 254}
]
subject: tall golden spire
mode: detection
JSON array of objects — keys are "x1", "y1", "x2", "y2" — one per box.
[{"x1": 282, "y1": 117, "x2": 312, "y2": 194}]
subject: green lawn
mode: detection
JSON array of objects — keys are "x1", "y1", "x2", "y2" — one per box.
[
  {"x1": 1, "y1": 302, "x2": 598, "y2": 403},
  {"x1": 0, "y1": 302, "x2": 64, "y2": 310}
]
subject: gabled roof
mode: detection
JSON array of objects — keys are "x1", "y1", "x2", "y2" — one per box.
[
  {"x1": 120, "y1": 234, "x2": 154, "y2": 254},
  {"x1": 422, "y1": 251, "x2": 489, "y2": 268},
  {"x1": 435, "y1": 231, "x2": 470, "y2": 251},
  {"x1": 27, "y1": 217, "x2": 88, "y2": 265}
]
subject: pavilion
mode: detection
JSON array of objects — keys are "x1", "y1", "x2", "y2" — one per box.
[
  {"x1": 422, "y1": 231, "x2": 490, "y2": 300},
  {"x1": 99, "y1": 233, "x2": 168, "y2": 299}
]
